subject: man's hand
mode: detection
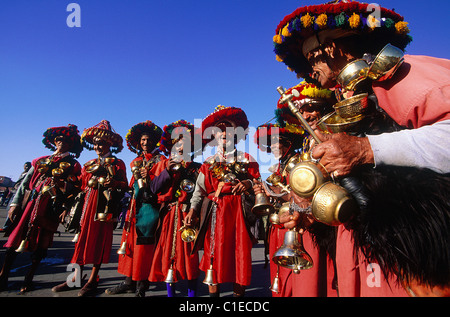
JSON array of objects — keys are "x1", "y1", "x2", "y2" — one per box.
[
  {"x1": 311, "y1": 130, "x2": 374, "y2": 178},
  {"x1": 232, "y1": 179, "x2": 251, "y2": 195},
  {"x1": 8, "y1": 206, "x2": 19, "y2": 221}
]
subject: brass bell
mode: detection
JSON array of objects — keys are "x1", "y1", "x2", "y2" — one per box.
[
  {"x1": 270, "y1": 267, "x2": 281, "y2": 294},
  {"x1": 71, "y1": 232, "x2": 80, "y2": 243},
  {"x1": 272, "y1": 229, "x2": 313, "y2": 272},
  {"x1": 164, "y1": 263, "x2": 177, "y2": 284},
  {"x1": 117, "y1": 241, "x2": 127, "y2": 255},
  {"x1": 252, "y1": 192, "x2": 275, "y2": 217},
  {"x1": 15, "y1": 239, "x2": 28, "y2": 253},
  {"x1": 269, "y1": 202, "x2": 290, "y2": 228},
  {"x1": 203, "y1": 264, "x2": 218, "y2": 286}
]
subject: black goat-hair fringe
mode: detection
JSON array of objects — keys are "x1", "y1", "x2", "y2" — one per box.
[{"x1": 342, "y1": 165, "x2": 450, "y2": 288}]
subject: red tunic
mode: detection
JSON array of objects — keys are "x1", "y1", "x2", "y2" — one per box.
[
  {"x1": 148, "y1": 158, "x2": 200, "y2": 282},
  {"x1": 5, "y1": 155, "x2": 81, "y2": 251},
  {"x1": 71, "y1": 156, "x2": 128, "y2": 265},
  {"x1": 117, "y1": 153, "x2": 159, "y2": 281},
  {"x1": 196, "y1": 152, "x2": 260, "y2": 286}
]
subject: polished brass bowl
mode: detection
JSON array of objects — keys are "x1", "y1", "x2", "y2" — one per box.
[
  {"x1": 52, "y1": 168, "x2": 64, "y2": 177},
  {"x1": 289, "y1": 161, "x2": 329, "y2": 198},
  {"x1": 311, "y1": 182, "x2": 358, "y2": 226},
  {"x1": 333, "y1": 93, "x2": 368, "y2": 119},
  {"x1": 180, "y1": 226, "x2": 197, "y2": 243},
  {"x1": 367, "y1": 44, "x2": 404, "y2": 81},
  {"x1": 86, "y1": 163, "x2": 100, "y2": 174},
  {"x1": 59, "y1": 161, "x2": 71, "y2": 169},
  {"x1": 336, "y1": 59, "x2": 369, "y2": 91},
  {"x1": 317, "y1": 111, "x2": 363, "y2": 134}
]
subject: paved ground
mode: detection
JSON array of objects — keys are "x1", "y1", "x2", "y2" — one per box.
[{"x1": 0, "y1": 206, "x2": 271, "y2": 298}]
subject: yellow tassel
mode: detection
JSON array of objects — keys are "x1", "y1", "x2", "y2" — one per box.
[
  {"x1": 300, "y1": 13, "x2": 314, "y2": 28},
  {"x1": 315, "y1": 14, "x2": 328, "y2": 29},
  {"x1": 395, "y1": 21, "x2": 410, "y2": 35},
  {"x1": 348, "y1": 13, "x2": 361, "y2": 29},
  {"x1": 281, "y1": 24, "x2": 291, "y2": 37},
  {"x1": 273, "y1": 34, "x2": 283, "y2": 44}
]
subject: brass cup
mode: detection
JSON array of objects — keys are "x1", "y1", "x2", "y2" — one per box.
[
  {"x1": 336, "y1": 59, "x2": 369, "y2": 91},
  {"x1": 333, "y1": 93, "x2": 368, "y2": 119},
  {"x1": 37, "y1": 167, "x2": 48, "y2": 174},
  {"x1": 52, "y1": 168, "x2": 64, "y2": 177},
  {"x1": 41, "y1": 185, "x2": 57, "y2": 198},
  {"x1": 289, "y1": 161, "x2": 329, "y2": 198},
  {"x1": 96, "y1": 212, "x2": 113, "y2": 222},
  {"x1": 179, "y1": 226, "x2": 197, "y2": 243},
  {"x1": 87, "y1": 176, "x2": 98, "y2": 188},
  {"x1": 86, "y1": 163, "x2": 100, "y2": 174},
  {"x1": 311, "y1": 182, "x2": 358, "y2": 226},
  {"x1": 367, "y1": 43, "x2": 404, "y2": 81},
  {"x1": 59, "y1": 161, "x2": 71, "y2": 169},
  {"x1": 180, "y1": 179, "x2": 195, "y2": 193},
  {"x1": 317, "y1": 111, "x2": 363, "y2": 134}
]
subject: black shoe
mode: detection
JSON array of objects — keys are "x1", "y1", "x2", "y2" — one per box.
[
  {"x1": 105, "y1": 281, "x2": 136, "y2": 295},
  {"x1": 78, "y1": 280, "x2": 98, "y2": 297}
]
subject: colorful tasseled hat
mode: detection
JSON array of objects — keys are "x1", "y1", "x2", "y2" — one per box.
[
  {"x1": 42, "y1": 124, "x2": 83, "y2": 158},
  {"x1": 254, "y1": 123, "x2": 305, "y2": 153},
  {"x1": 159, "y1": 119, "x2": 201, "y2": 157},
  {"x1": 275, "y1": 81, "x2": 335, "y2": 126},
  {"x1": 81, "y1": 120, "x2": 123, "y2": 153},
  {"x1": 273, "y1": 0, "x2": 412, "y2": 77},
  {"x1": 201, "y1": 105, "x2": 250, "y2": 148},
  {"x1": 125, "y1": 120, "x2": 162, "y2": 154}
]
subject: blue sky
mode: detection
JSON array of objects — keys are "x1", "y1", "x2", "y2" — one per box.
[{"x1": 1, "y1": 0, "x2": 449, "y2": 181}]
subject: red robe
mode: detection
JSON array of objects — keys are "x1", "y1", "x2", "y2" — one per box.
[
  {"x1": 117, "y1": 153, "x2": 160, "y2": 281},
  {"x1": 194, "y1": 152, "x2": 260, "y2": 286},
  {"x1": 148, "y1": 158, "x2": 200, "y2": 282},
  {"x1": 71, "y1": 156, "x2": 128, "y2": 265},
  {"x1": 5, "y1": 155, "x2": 81, "y2": 251}
]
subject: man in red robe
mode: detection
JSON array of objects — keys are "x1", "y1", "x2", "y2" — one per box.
[
  {"x1": 186, "y1": 105, "x2": 260, "y2": 297},
  {"x1": 105, "y1": 120, "x2": 163, "y2": 297},
  {"x1": 272, "y1": 1, "x2": 450, "y2": 296},
  {"x1": 0, "y1": 124, "x2": 83, "y2": 294},
  {"x1": 147, "y1": 120, "x2": 201, "y2": 297},
  {"x1": 52, "y1": 120, "x2": 128, "y2": 297}
]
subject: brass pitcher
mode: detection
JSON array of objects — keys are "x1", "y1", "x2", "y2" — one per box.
[{"x1": 289, "y1": 160, "x2": 329, "y2": 198}]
